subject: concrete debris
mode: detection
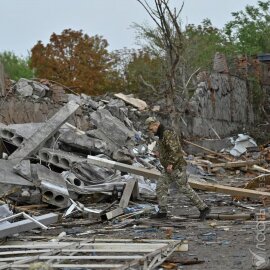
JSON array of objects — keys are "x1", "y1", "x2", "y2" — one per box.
[
  {"x1": 1, "y1": 77, "x2": 270, "y2": 270},
  {"x1": 0, "y1": 204, "x2": 12, "y2": 226},
  {"x1": 90, "y1": 108, "x2": 136, "y2": 148},
  {"x1": 15, "y1": 78, "x2": 49, "y2": 98},
  {"x1": 0, "y1": 213, "x2": 58, "y2": 238},
  {"x1": 35, "y1": 164, "x2": 70, "y2": 208},
  {"x1": 229, "y1": 134, "x2": 257, "y2": 157},
  {"x1": 8, "y1": 101, "x2": 79, "y2": 163},
  {"x1": 114, "y1": 93, "x2": 148, "y2": 111},
  {"x1": 59, "y1": 130, "x2": 107, "y2": 155}
]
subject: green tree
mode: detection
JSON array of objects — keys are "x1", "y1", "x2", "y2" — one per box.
[
  {"x1": 0, "y1": 51, "x2": 34, "y2": 81},
  {"x1": 185, "y1": 19, "x2": 228, "y2": 72},
  {"x1": 115, "y1": 48, "x2": 163, "y2": 99},
  {"x1": 224, "y1": 0, "x2": 270, "y2": 55}
]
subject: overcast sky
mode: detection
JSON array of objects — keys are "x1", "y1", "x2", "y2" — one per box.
[{"x1": 0, "y1": 0, "x2": 259, "y2": 57}]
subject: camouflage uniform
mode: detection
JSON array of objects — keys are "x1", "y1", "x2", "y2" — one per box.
[{"x1": 155, "y1": 126, "x2": 207, "y2": 213}]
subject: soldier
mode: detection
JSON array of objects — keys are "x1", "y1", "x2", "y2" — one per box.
[{"x1": 145, "y1": 117, "x2": 210, "y2": 220}]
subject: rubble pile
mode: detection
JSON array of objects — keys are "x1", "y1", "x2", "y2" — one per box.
[{"x1": 0, "y1": 79, "x2": 270, "y2": 269}]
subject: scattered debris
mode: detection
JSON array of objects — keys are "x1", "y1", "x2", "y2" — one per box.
[{"x1": 0, "y1": 78, "x2": 270, "y2": 269}]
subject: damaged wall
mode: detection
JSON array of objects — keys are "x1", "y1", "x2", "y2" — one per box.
[
  {"x1": 0, "y1": 72, "x2": 265, "y2": 139},
  {"x1": 184, "y1": 72, "x2": 255, "y2": 138},
  {"x1": 0, "y1": 95, "x2": 90, "y2": 130}
]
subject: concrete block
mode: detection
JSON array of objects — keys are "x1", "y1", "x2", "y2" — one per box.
[
  {"x1": 8, "y1": 101, "x2": 79, "y2": 163},
  {"x1": 35, "y1": 164, "x2": 70, "y2": 208}
]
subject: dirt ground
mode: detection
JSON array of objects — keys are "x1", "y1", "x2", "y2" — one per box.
[{"x1": 4, "y1": 174, "x2": 270, "y2": 270}]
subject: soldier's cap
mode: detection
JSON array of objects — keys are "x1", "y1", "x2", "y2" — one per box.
[{"x1": 145, "y1": 117, "x2": 158, "y2": 127}]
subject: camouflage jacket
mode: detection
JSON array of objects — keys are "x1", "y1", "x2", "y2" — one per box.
[{"x1": 156, "y1": 124, "x2": 186, "y2": 170}]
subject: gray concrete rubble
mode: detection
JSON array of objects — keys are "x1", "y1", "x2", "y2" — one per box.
[
  {"x1": 35, "y1": 164, "x2": 70, "y2": 208},
  {"x1": 37, "y1": 147, "x2": 85, "y2": 169},
  {"x1": 58, "y1": 130, "x2": 107, "y2": 155},
  {"x1": 0, "y1": 213, "x2": 58, "y2": 239},
  {"x1": 37, "y1": 148, "x2": 121, "y2": 185},
  {"x1": 13, "y1": 159, "x2": 32, "y2": 180},
  {"x1": 1, "y1": 65, "x2": 270, "y2": 268},
  {"x1": 8, "y1": 100, "x2": 79, "y2": 163},
  {"x1": 71, "y1": 160, "x2": 121, "y2": 185},
  {"x1": 0, "y1": 160, "x2": 34, "y2": 197},
  {"x1": 90, "y1": 108, "x2": 136, "y2": 148},
  {"x1": 15, "y1": 78, "x2": 49, "y2": 98},
  {"x1": 0, "y1": 205, "x2": 12, "y2": 227}
]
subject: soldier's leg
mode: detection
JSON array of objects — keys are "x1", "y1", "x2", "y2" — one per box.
[
  {"x1": 173, "y1": 168, "x2": 208, "y2": 211},
  {"x1": 156, "y1": 172, "x2": 171, "y2": 212}
]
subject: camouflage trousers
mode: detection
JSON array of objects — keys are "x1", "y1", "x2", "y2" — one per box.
[{"x1": 156, "y1": 167, "x2": 207, "y2": 212}]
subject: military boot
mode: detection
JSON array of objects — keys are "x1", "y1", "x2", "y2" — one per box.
[
  {"x1": 150, "y1": 211, "x2": 168, "y2": 219},
  {"x1": 199, "y1": 207, "x2": 211, "y2": 221}
]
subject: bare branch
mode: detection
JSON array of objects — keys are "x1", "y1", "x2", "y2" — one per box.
[
  {"x1": 137, "y1": 0, "x2": 162, "y2": 30},
  {"x1": 185, "y1": 67, "x2": 201, "y2": 89},
  {"x1": 139, "y1": 74, "x2": 157, "y2": 93}
]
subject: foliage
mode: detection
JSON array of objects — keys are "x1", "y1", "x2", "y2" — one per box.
[
  {"x1": 126, "y1": 49, "x2": 163, "y2": 97},
  {"x1": 184, "y1": 19, "x2": 228, "y2": 71},
  {"x1": 0, "y1": 51, "x2": 34, "y2": 81},
  {"x1": 30, "y1": 29, "x2": 123, "y2": 95},
  {"x1": 224, "y1": 0, "x2": 270, "y2": 55}
]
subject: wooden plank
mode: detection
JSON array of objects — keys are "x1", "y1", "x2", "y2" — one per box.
[
  {"x1": 0, "y1": 213, "x2": 58, "y2": 238},
  {"x1": 210, "y1": 160, "x2": 262, "y2": 168},
  {"x1": 189, "y1": 179, "x2": 270, "y2": 199},
  {"x1": 119, "y1": 179, "x2": 136, "y2": 208},
  {"x1": 0, "y1": 240, "x2": 186, "y2": 270},
  {"x1": 87, "y1": 156, "x2": 160, "y2": 180},
  {"x1": 0, "y1": 249, "x2": 162, "y2": 256},
  {"x1": 6, "y1": 264, "x2": 123, "y2": 269},
  {"x1": 252, "y1": 165, "x2": 270, "y2": 173},
  {"x1": 104, "y1": 207, "x2": 124, "y2": 220},
  {"x1": 87, "y1": 156, "x2": 270, "y2": 199},
  {"x1": 0, "y1": 242, "x2": 168, "y2": 250},
  {"x1": 0, "y1": 255, "x2": 142, "y2": 262}
]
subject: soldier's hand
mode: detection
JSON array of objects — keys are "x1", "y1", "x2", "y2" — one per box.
[
  {"x1": 166, "y1": 164, "x2": 173, "y2": 173},
  {"x1": 153, "y1": 151, "x2": 160, "y2": 158}
]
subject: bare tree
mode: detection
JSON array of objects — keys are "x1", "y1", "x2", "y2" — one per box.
[{"x1": 137, "y1": 0, "x2": 186, "y2": 128}]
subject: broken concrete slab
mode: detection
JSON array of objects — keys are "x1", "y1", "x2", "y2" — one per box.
[
  {"x1": 114, "y1": 93, "x2": 148, "y2": 111},
  {"x1": 38, "y1": 148, "x2": 84, "y2": 169},
  {"x1": 112, "y1": 148, "x2": 134, "y2": 164},
  {"x1": 0, "y1": 160, "x2": 34, "y2": 197},
  {"x1": 71, "y1": 160, "x2": 121, "y2": 185},
  {"x1": 0, "y1": 205, "x2": 12, "y2": 227},
  {"x1": 31, "y1": 81, "x2": 49, "y2": 98},
  {"x1": 87, "y1": 128, "x2": 117, "y2": 153},
  {"x1": 8, "y1": 101, "x2": 79, "y2": 163},
  {"x1": 59, "y1": 130, "x2": 107, "y2": 155},
  {"x1": 15, "y1": 78, "x2": 33, "y2": 97},
  {"x1": 35, "y1": 164, "x2": 70, "y2": 208},
  {"x1": 106, "y1": 99, "x2": 127, "y2": 122},
  {"x1": 13, "y1": 160, "x2": 32, "y2": 180},
  {"x1": 90, "y1": 108, "x2": 136, "y2": 148},
  {"x1": 38, "y1": 148, "x2": 121, "y2": 185},
  {"x1": 0, "y1": 213, "x2": 58, "y2": 239}
]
